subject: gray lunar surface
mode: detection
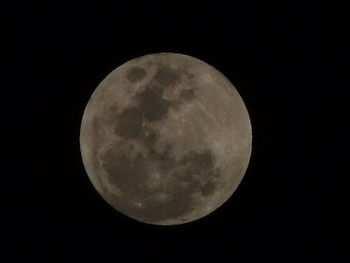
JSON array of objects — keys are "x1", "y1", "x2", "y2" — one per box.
[{"x1": 80, "y1": 53, "x2": 252, "y2": 225}]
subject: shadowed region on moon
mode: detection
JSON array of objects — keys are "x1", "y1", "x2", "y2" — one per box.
[{"x1": 80, "y1": 53, "x2": 252, "y2": 225}]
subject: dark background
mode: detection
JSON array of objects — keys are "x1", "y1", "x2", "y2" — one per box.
[{"x1": 3, "y1": 1, "x2": 347, "y2": 262}]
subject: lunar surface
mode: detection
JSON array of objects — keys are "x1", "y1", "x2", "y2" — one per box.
[{"x1": 80, "y1": 53, "x2": 252, "y2": 225}]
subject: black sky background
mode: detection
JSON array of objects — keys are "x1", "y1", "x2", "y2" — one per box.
[{"x1": 3, "y1": 1, "x2": 347, "y2": 262}]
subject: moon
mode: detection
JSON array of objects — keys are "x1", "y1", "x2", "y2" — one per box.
[{"x1": 80, "y1": 53, "x2": 252, "y2": 225}]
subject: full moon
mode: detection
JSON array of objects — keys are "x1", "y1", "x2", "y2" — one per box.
[{"x1": 80, "y1": 53, "x2": 252, "y2": 225}]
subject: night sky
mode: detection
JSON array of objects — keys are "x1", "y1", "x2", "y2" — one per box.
[{"x1": 3, "y1": 1, "x2": 346, "y2": 262}]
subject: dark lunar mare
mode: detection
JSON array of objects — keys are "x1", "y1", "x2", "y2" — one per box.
[
  {"x1": 102, "y1": 62, "x2": 221, "y2": 223},
  {"x1": 126, "y1": 66, "x2": 146, "y2": 83},
  {"x1": 103, "y1": 142, "x2": 220, "y2": 223}
]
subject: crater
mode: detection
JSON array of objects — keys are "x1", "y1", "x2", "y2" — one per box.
[{"x1": 126, "y1": 66, "x2": 146, "y2": 83}]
